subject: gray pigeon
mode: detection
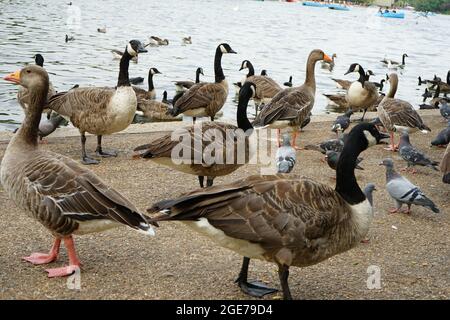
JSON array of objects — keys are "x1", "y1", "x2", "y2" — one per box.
[
  {"x1": 363, "y1": 183, "x2": 377, "y2": 206},
  {"x1": 431, "y1": 121, "x2": 450, "y2": 147},
  {"x1": 38, "y1": 114, "x2": 66, "y2": 140},
  {"x1": 398, "y1": 133, "x2": 439, "y2": 172},
  {"x1": 304, "y1": 129, "x2": 347, "y2": 154},
  {"x1": 379, "y1": 158, "x2": 439, "y2": 214},
  {"x1": 439, "y1": 100, "x2": 450, "y2": 121},
  {"x1": 331, "y1": 110, "x2": 353, "y2": 134},
  {"x1": 276, "y1": 134, "x2": 296, "y2": 173}
]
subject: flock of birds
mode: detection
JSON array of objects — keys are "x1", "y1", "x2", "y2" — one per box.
[{"x1": 1, "y1": 35, "x2": 449, "y2": 299}]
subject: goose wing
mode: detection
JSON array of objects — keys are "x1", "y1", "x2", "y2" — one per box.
[
  {"x1": 378, "y1": 98, "x2": 429, "y2": 131},
  {"x1": 246, "y1": 76, "x2": 282, "y2": 99},
  {"x1": 173, "y1": 82, "x2": 225, "y2": 114},
  {"x1": 148, "y1": 175, "x2": 349, "y2": 246}
]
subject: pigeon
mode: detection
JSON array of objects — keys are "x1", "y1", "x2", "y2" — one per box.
[
  {"x1": 38, "y1": 114, "x2": 66, "y2": 141},
  {"x1": 283, "y1": 76, "x2": 293, "y2": 88},
  {"x1": 276, "y1": 134, "x2": 296, "y2": 173},
  {"x1": 325, "y1": 150, "x2": 364, "y2": 171},
  {"x1": 398, "y1": 133, "x2": 439, "y2": 172},
  {"x1": 431, "y1": 121, "x2": 450, "y2": 147},
  {"x1": 331, "y1": 110, "x2": 353, "y2": 134},
  {"x1": 441, "y1": 144, "x2": 450, "y2": 184},
  {"x1": 363, "y1": 183, "x2": 377, "y2": 207},
  {"x1": 379, "y1": 158, "x2": 439, "y2": 214},
  {"x1": 305, "y1": 129, "x2": 347, "y2": 154},
  {"x1": 439, "y1": 100, "x2": 450, "y2": 121}
]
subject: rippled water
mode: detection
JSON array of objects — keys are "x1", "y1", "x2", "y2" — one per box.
[{"x1": 1, "y1": 0, "x2": 449, "y2": 131}]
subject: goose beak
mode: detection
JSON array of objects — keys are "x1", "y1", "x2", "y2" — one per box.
[
  {"x1": 229, "y1": 49, "x2": 237, "y2": 54},
  {"x1": 239, "y1": 66, "x2": 244, "y2": 71},
  {"x1": 4, "y1": 70, "x2": 21, "y2": 84},
  {"x1": 137, "y1": 43, "x2": 148, "y2": 53},
  {"x1": 323, "y1": 54, "x2": 333, "y2": 63}
]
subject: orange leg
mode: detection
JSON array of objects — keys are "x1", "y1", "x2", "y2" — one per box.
[
  {"x1": 384, "y1": 132, "x2": 398, "y2": 151},
  {"x1": 23, "y1": 238, "x2": 61, "y2": 265},
  {"x1": 291, "y1": 130, "x2": 302, "y2": 150},
  {"x1": 46, "y1": 236, "x2": 81, "y2": 278}
]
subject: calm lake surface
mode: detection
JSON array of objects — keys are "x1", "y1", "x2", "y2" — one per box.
[{"x1": 0, "y1": 0, "x2": 449, "y2": 131}]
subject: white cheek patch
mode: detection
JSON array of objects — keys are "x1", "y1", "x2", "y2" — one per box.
[
  {"x1": 220, "y1": 44, "x2": 227, "y2": 53},
  {"x1": 151, "y1": 69, "x2": 155, "y2": 75},
  {"x1": 127, "y1": 43, "x2": 137, "y2": 56},
  {"x1": 354, "y1": 64, "x2": 360, "y2": 73},
  {"x1": 364, "y1": 130, "x2": 377, "y2": 147}
]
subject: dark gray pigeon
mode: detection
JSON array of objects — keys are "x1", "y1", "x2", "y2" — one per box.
[
  {"x1": 431, "y1": 121, "x2": 450, "y2": 147},
  {"x1": 38, "y1": 114, "x2": 66, "y2": 140},
  {"x1": 276, "y1": 134, "x2": 296, "y2": 173},
  {"x1": 363, "y1": 183, "x2": 377, "y2": 206},
  {"x1": 304, "y1": 130, "x2": 347, "y2": 154},
  {"x1": 331, "y1": 110, "x2": 353, "y2": 134},
  {"x1": 325, "y1": 150, "x2": 364, "y2": 171},
  {"x1": 380, "y1": 158, "x2": 439, "y2": 214},
  {"x1": 399, "y1": 133, "x2": 439, "y2": 172},
  {"x1": 439, "y1": 100, "x2": 450, "y2": 121}
]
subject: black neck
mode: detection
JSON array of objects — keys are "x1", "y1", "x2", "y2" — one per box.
[
  {"x1": 214, "y1": 47, "x2": 225, "y2": 83},
  {"x1": 335, "y1": 136, "x2": 366, "y2": 205},
  {"x1": 195, "y1": 69, "x2": 201, "y2": 83},
  {"x1": 447, "y1": 71, "x2": 450, "y2": 85},
  {"x1": 148, "y1": 71, "x2": 154, "y2": 91},
  {"x1": 402, "y1": 55, "x2": 406, "y2": 65},
  {"x1": 357, "y1": 66, "x2": 366, "y2": 86},
  {"x1": 237, "y1": 92, "x2": 253, "y2": 132},
  {"x1": 117, "y1": 49, "x2": 132, "y2": 87},
  {"x1": 246, "y1": 62, "x2": 255, "y2": 77}
]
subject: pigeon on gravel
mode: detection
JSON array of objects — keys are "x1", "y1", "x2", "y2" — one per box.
[
  {"x1": 398, "y1": 133, "x2": 439, "y2": 172},
  {"x1": 331, "y1": 110, "x2": 353, "y2": 134},
  {"x1": 304, "y1": 129, "x2": 347, "y2": 154},
  {"x1": 431, "y1": 121, "x2": 450, "y2": 147},
  {"x1": 379, "y1": 158, "x2": 440, "y2": 214},
  {"x1": 276, "y1": 134, "x2": 296, "y2": 173},
  {"x1": 325, "y1": 150, "x2": 364, "y2": 171},
  {"x1": 363, "y1": 183, "x2": 377, "y2": 206},
  {"x1": 439, "y1": 100, "x2": 450, "y2": 121},
  {"x1": 442, "y1": 144, "x2": 450, "y2": 184}
]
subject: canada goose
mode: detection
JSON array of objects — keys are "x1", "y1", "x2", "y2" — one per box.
[
  {"x1": 284, "y1": 76, "x2": 293, "y2": 88},
  {"x1": 260, "y1": 70, "x2": 268, "y2": 76},
  {"x1": 323, "y1": 93, "x2": 348, "y2": 108},
  {"x1": 147, "y1": 123, "x2": 389, "y2": 300},
  {"x1": 377, "y1": 73, "x2": 431, "y2": 151},
  {"x1": 374, "y1": 79, "x2": 385, "y2": 91},
  {"x1": 2, "y1": 65, "x2": 154, "y2": 277},
  {"x1": 149, "y1": 36, "x2": 169, "y2": 46},
  {"x1": 134, "y1": 81, "x2": 255, "y2": 188},
  {"x1": 441, "y1": 144, "x2": 450, "y2": 183},
  {"x1": 398, "y1": 133, "x2": 439, "y2": 172},
  {"x1": 133, "y1": 67, "x2": 161, "y2": 102},
  {"x1": 380, "y1": 159, "x2": 439, "y2": 214},
  {"x1": 239, "y1": 60, "x2": 282, "y2": 106},
  {"x1": 65, "y1": 35, "x2": 75, "y2": 43},
  {"x1": 345, "y1": 63, "x2": 379, "y2": 121},
  {"x1": 332, "y1": 70, "x2": 374, "y2": 91},
  {"x1": 321, "y1": 53, "x2": 336, "y2": 71},
  {"x1": 182, "y1": 36, "x2": 192, "y2": 44},
  {"x1": 253, "y1": 49, "x2": 333, "y2": 148},
  {"x1": 111, "y1": 49, "x2": 138, "y2": 63},
  {"x1": 129, "y1": 76, "x2": 144, "y2": 85},
  {"x1": 430, "y1": 72, "x2": 450, "y2": 94},
  {"x1": 137, "y1": 92, "x2": 182, "y2": 122},
  {"x1": 47, "y1": 40, "x2": 147, "y2": 164},
  {"x1": 17, "y1": 54, "x2": 56, "y2": 112},
  {"x1": 381, "y1": 53, "x2": 407, "y2": 68},
  {"x1": 97, "y1": 27, "x2": 106, "y2": 33},
  {"x1": 168, "y1": 43, "x2": 237, "y2": 123},
  {"x1": 174, "y1": 67, "x2": 204, "y2": 92}
]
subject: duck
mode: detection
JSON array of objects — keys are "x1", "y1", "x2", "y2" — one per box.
[
  {"x1": 149, "y1": 36, "x2": 169, "y2": 46},
  {"x1": 239, "y1": 60, "x2": 282, "y2": 106},
  {"x1": 377, "y1": 73, "x2": 431, "y2": 151},
  {"x1": 174, "y1": 67, "x2": 204, "y2": 92},
  {"x1": 331, "y1": 109, "x2": 353, "y2": 134},
  {"x1": 134, "y1": 81, "x2": 255, "y2": 188},
  {"x1": 133, "y1": 67, "x2": 161, "y2": 102},
  {"x1": 17, "y1": 54, "x2": 56, "y2": 112},
  {"x1": 253, "y1": 49, "x2": 332, "y2": 149},
  {"x1": 147, "y1": 123, "x2": 388, "y2": 300},
  {"x1": 321, "y1": 53, "x2": 336, "y2": 71},
  {"x1": 137, "y1": 92, "x2": 182, "y2": 122},
  {"x1": 431, "y1": 121, "x2": 450, "y2": 147},
  {"x1": 168, "y1": 43, "x2": 237, "y2": 123},
  {"x1": 380, "y1": 158, "x2": 439, "y2": 214},
  {"x1": 284, "y1": 76, "x2": 293, "y2": 88},
  {"x1": 398, "y1": 133, "x2": 439, "y2": 173},
  {"x1": 332, "y1": 70, "x2": 374, "y2": 91},
  {"x1": 46, "y1": 40, "x2": 147, "y2": 165},
  {"x1": 182, "y1": 36, "x2": 192, "y2": 44},
  {"x1": 441, "y1": 144, "x2": 450, "y2": 183},
  {"x1": 65, "y1": 35, "x2": 75, "y2": 43},
  {"x1": 276, "y1": 134, "x2": 296, "y2": 173},
  {"x1": 345, "y1": 63, "x2": 379, "y2": 121},
  {"x1": 381, "y1": 53, "x2": 407, "y2": 68},
  {"x1": 2, "y1": 65, "x2": 155, "y2": 278},
  {"x1": 111, "y1": 48, "x2": 138, "y2": 63}
]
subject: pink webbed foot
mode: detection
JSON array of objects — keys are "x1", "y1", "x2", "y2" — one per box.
[
  {"x1": 38, "y1": 139, "x2": 48, "y2": 144},
  {"x1": 388, "y1": 208, "x2": 400, "y2": 214},
  {"x1": 360, "y1": 238, "x2": 370, "y2": 244},
  {"x1": 46, "y1": 265, "x2": 81, "y2": 278},
  {"x1": 23, "y1": 252, "x2": 58, "y2": 265}
]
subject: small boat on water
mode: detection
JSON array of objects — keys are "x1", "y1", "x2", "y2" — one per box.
[
  {"x1": 303, "y1": 2, "x2": 350, "y2": 11},
  {"x1": 377, "y1": 11, "x2": 405, "y2": 19},
  {"x1": 328, "y1": 4, "x2": 350, "y2": 11},
  {"x1": 302, "y1": 1, "x2": 325, "y2": 7}
]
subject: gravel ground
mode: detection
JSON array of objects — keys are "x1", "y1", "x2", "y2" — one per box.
[{"x1": 0, "y1": 113, "x2": 448, "y2": 300}]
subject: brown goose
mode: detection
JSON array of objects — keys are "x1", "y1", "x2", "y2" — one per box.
[
  {"x1": 137, "y1": 92, "x2": 182, "y2": 122},
  {"x1": 323, "y1": 93, "x2": 348, "y2": 108},
  {"x1": 133, "y1": 67, "x2": 161, "y2": 102},
  {"x1": 134, "y1": 82, "x2": 256, "y2": 188},
  {"x1": 442, "y1": 144, "x2": 450, "y2": 184},
  {"x1": 169, "y1": 43, "x2": 236, "y2": 123},
  {"x1": 253, "y1": 49, "x2": 332, "y2": 148},
  {"x1": 147, "y1": 123, "x2": 388, "y2": 299},
  {"x1": 46, "y1": 40, "x2": 147, "y2": 165},
  {"x1": 2, "y1": 65, "x2": 154, "y2": 278},
  {"x1": 239, "y1": 60, "x2": 282, "y2": 106},
  {"x1": 345, "y1": 64, "x2": 379, "y2": 121},
  {"x1": 377, "y1": 73, "x2": 431, "y2": 151},
  {"x1": 174, "y1": 67, "x2": 204, "y2": 92}
]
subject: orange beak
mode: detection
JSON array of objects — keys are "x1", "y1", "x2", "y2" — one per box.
[
  {"x1": 4, "y1": 70, "x2": 21, "y2": 84},
  {"x1": 323, "y1": 54, "x2": 333, "y2": 63}
]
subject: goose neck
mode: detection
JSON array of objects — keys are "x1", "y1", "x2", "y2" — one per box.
[
  {"x1": 195, "y1": 70, "x2": 201, "y2": 83},
  {"x1": 304, "y1": 56, "x2": 318, "y2": 91},
  {"x1": 214, "y1": 47, "x2": 225, "y2": 83},
  {"x1": 246, "y1": 62, "x2": 255, "y2": 77},
  {"x1": 387, "y1": 78, "x2": 398, "y2": 98},
  {"x1": 117, "y1": 49, "x2": 132, "y2": 87},
  {"x1": 236, "y1": 94, "x2": 253, "y2": 132},
  {"x1": 148, "y1": 71, "x2": 154, "y2": 91}
]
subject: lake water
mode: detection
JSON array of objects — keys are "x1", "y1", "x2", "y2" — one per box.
[{"x1": 1, "y1": 0, "x2": 449, "y2": 131}]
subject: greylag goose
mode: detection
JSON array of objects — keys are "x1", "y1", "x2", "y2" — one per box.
[
  {"x1": 253, "y1": 49, "x2": 332, "y2": 149},
  {"x1": 345, "y1": 63, "x2": 379, "y2": 121},
  {"x1": 377, "y1": 73, "x2": 431, "y2": 151},
  {"x1": 47, "y1": 40, "x2": 147, "y2": 164},
  {"x1": 168, "y1": 43, "x2": 237, "y2": 123},
  {"x1": 174, "y1": 67, "x2": 204, "y2": 92},
  {"x1": 133, "y1": 67, "x2": 161, "y2": 102},
  {"x1": 2, "y1": 65, "x2": 154, "y2": 278},
  {"x1": 147, "y1": 123, "x2": 388, "y2": 299},
  {"x1": 135, "y1": 81, "x2": 255, "y2": 188}
]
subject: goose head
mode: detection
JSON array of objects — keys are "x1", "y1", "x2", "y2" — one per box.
[
  {"x1": 308, "y1": 49, "x2": 333, "y2": 64},
  {"x1": 149, "y1": 67, "x2": 161, "y2": 76},
  {"x1": 197, "y1": 67, "x2": 204, "y2": 76},
  {"x1": 239, "y1": 60, "x2": 251, "y2": 71},
  {"x1": 355, "y1": 122, "x2": 390, "y2": 149},
  {"x1": 127, "y1": 40, "x2": 148, "y2": 57},
  {"x1": 33, "y1": 54, "x2": 44, "y2": 67},
  {"x1": 344, "y1": 63, "x2": 364, "y2": 76},
  {"x1": 260, "y1": 69, "x2": 268, "y2": 76},
  {"x1": 363, "y1": 183, "x2": 377, "y2": 206},
  {"x1": 379, "y1": 158, "x2": 394, "y2": 169},
  {"x1": 218, "y1": 43, "x2": 237, "y2": 54}
]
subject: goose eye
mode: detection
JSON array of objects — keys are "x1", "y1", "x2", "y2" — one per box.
[{"x1": 26, "y1": 70, "x2": 31, "y2": 73}]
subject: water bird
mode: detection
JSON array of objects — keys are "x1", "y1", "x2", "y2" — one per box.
[
  {"x1": 97, "y1": 27, "x2": 106, "y2": 33},
  {"x1": 65, "y1": 35, "x2": 75, "y2": 43},
  {"x1": 182, "y1": 36, "x2": 192, "y2": 44},
  {"x1": 381, "y1": 53, "x2": 407, "y2": 68},
  {"x1": 174, "y1": 67, "x2": 204, "y2": 92},
  {"x1": 284, "y1": 76, "x2": 293, "y2": 87},
  {"x1": 321, "y1": 53, "x2": 336, "y2": 71},
  {"x1": 133, "y1": 67, "x2": 161, "y2": 102},
  {"x1": 149, "y1": 36, "x2": 169, "y2": 46}
]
